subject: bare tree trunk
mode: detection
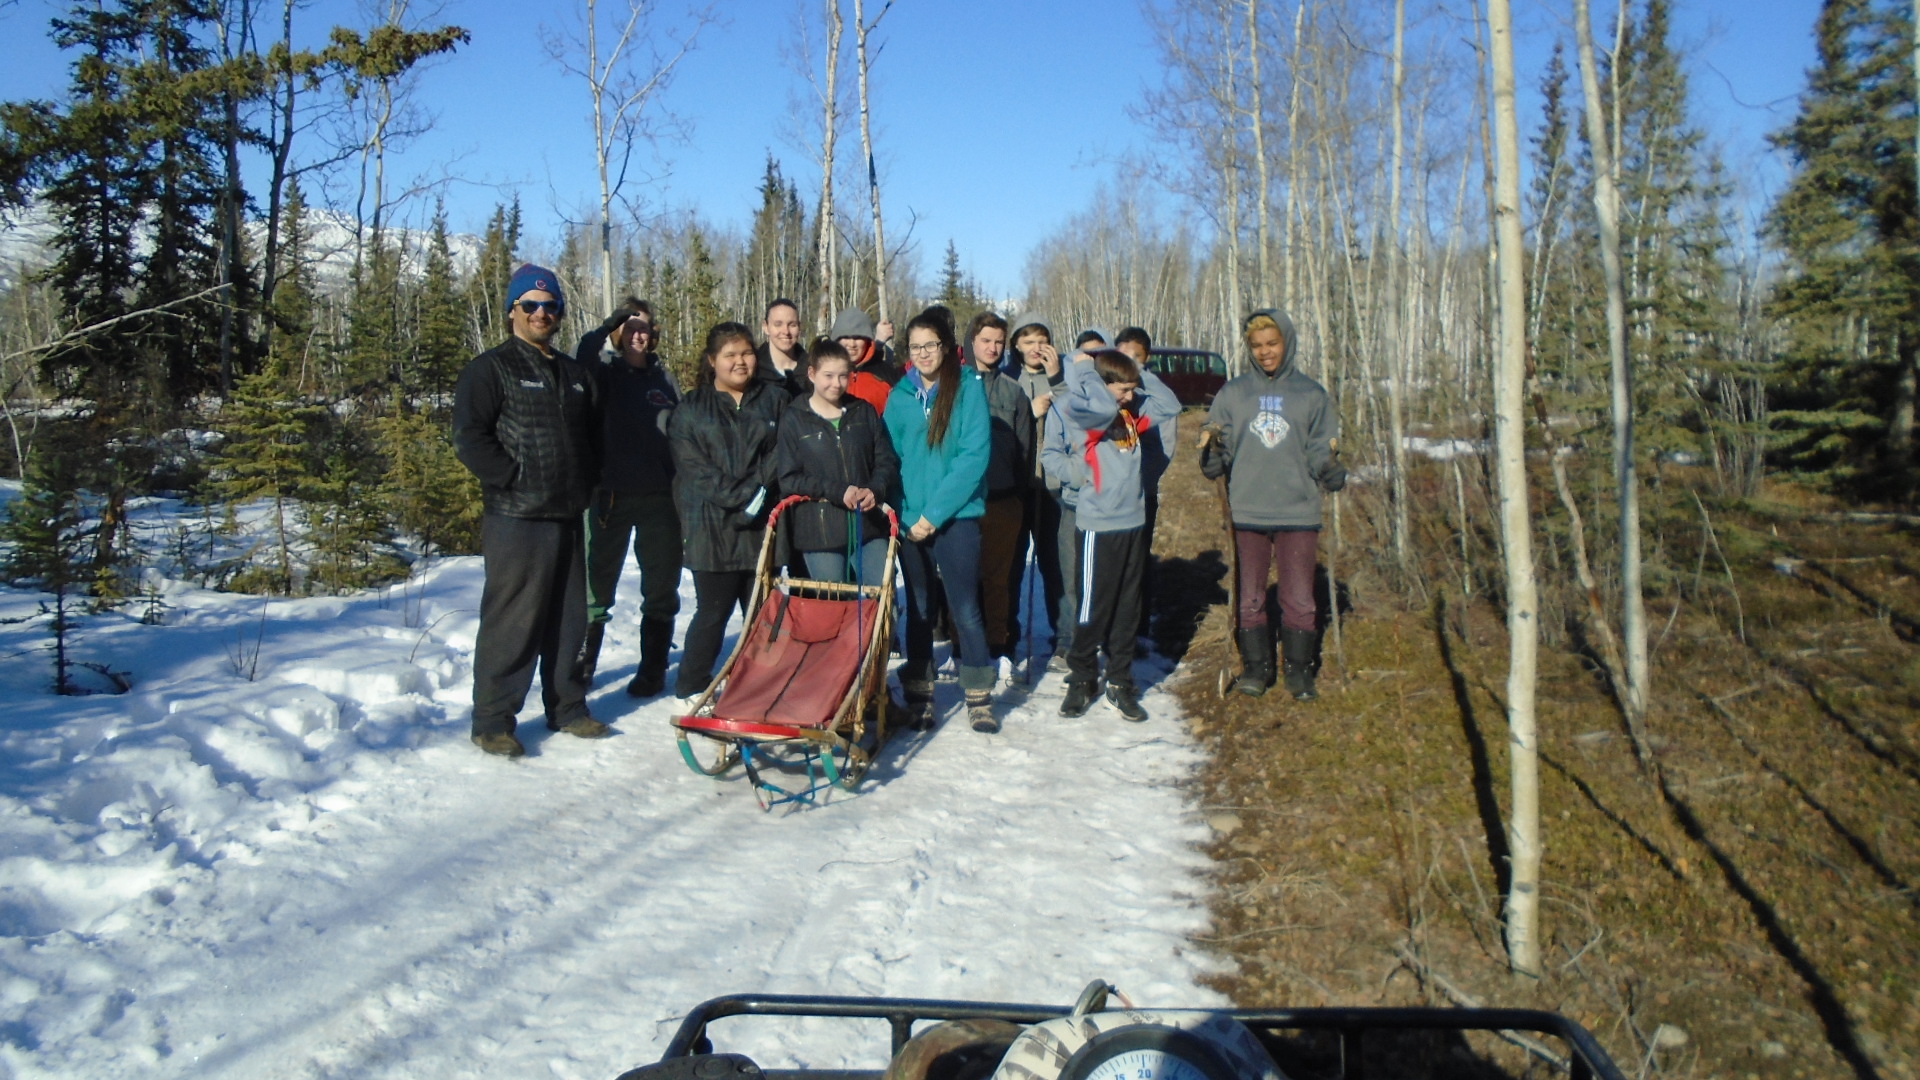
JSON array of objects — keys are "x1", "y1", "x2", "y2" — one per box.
[
  {"x1": 547, "y1": 0, "x2": 706, "y2": 316},
  {"x1": 1487, "y1": 0, "x2": 1541, "y2": 982},
  {"x1": 258, "y1": 0, "x2": 298, "y2": 367},
  {"x1": 815, "y1": 0, "x2": 843, "y2": 331},
  {"x1": 1384, "y1": 0, "x2": 1411, "y2": 577},
  {"x1": 589, "y1": 0, "x2": 613, "y2": 314},
  {"x1": 1281, "y1": 0, "x2": 1305, "y2": 309},
  {"x1": 1575, "y1": 0, "x2": 1651, "y2": 739},
  {"x1": 855, "y1": 0, "x2": 892, "y2": 324},
  {"x1": 1247, "y1": 0, "x2": 1272, "y2": 302},
  {"x1": 1221, "y1": 1, "x2": 1243, "y2": 358}
]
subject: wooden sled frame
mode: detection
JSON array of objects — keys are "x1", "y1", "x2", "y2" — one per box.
[{"x1": 673, "y1": 494, "x2": 901, "y2": 809}]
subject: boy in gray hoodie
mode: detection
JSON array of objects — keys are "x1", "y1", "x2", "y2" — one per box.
[
  {"x1": 1042, "y1": 348, "x2": 1181, "y2": 721},
  {"x1": 1199, "y1": 308, "x2": 1346, "y2": 700}
]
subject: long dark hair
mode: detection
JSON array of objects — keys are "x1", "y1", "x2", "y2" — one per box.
[
  {"x1": 696, "y1": 321, "x2": 755, "y2": 389},
  {"x1": 906, "y1": 308, "x2": 962, "y2": 448}
]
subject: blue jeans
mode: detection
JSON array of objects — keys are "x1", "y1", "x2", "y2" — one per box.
[
  {"x1": 898, "y1": 517, "x2": 993, "y2": 691},
  {"x1": 801, "y1": 539, "x2": 890, "y2": 588}
]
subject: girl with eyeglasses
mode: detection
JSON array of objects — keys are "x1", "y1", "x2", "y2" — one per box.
[{"x1": 884, "y1": 308, "x2": 996, "y2": 732}]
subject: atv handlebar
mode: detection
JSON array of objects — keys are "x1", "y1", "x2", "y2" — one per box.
[{"x1": 653, "y1": 993, "x2": 1628, "y2": 1080}]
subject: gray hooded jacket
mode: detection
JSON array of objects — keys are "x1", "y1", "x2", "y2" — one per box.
[
  {"x1": 1200, "y1": 309, "x2": 1339, "y2": 529},
  {"x1": 1043, "y1": 354, "x2": 1181, "y2": 533}
]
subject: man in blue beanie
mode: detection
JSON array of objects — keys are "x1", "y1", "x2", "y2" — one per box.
[{"x1": 453, "y1": 263, "x2": 608, "y2": 757}]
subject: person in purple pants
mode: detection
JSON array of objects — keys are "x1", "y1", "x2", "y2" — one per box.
[{"x1": 1199, "y1": 308, "x2": 1347, "y2": 701}]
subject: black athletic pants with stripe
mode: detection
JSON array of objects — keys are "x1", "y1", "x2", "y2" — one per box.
[{"x1": 1065, "y1": 525, "x2": 1147, "y2": 693}]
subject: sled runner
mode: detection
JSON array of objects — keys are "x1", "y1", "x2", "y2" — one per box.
[
  {"x1": 672, "y1": 494, "x2": 901, "y2": 809},
  {"x1": 615, "y1": 983, "x2": 1630, "y2": 1080}
]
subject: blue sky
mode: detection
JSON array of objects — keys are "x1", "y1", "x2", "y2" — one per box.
[{"x1": 0, "y1": 0, "x2": 1820, "y2": 301}]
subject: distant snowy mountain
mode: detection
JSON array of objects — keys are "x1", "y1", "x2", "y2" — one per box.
[{"x1": 0, "y1": 202, "x2": 484, "y2": 293}]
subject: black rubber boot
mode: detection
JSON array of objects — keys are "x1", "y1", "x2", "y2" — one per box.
[
  {"x1": 576, "y1": 621, "x2": 606, "y2": 684},
  {"x1": 626, "y1": 616, "x2": 674, "y2": 698},
  {"x1": 1282, "y1": 628, "x2": 1321, "y2": 701},
  {"x1": 1232, "y1": 626, "x2": 1276, "y2": 697}
]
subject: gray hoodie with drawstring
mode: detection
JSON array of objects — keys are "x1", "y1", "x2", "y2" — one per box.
[{"x1": 1200, "y1": 308, "x2": 1339, "y2": 529}]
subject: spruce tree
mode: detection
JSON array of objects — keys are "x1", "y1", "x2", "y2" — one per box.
[
  {"x1": 377, "y1": 394, "x2": 482, "y2": 558},
  {"x1": 1767, "y1": 0, "x2": 1918, "y2": 495},
  {"x1": 4, "y1": 4, "x2": 154, "y2": 406},
  {"x1": 209, "y1": 363, "x2": 326, "y2": 595},
  {"x1": 416, "y1": 198, "x2": 467, "y2": 396},
  {"x1": 466, "y1": 198, "x2": 522, "y2": 347},
  {"x1": 1, "y1": 452, "x2": 89, "y2": 693},
  {"x1": 1611, "y1": 0, "x2": 1739, "y2": 467},
  {"x1": 345, "y1": 229, "x2": 403, "y2": 394},
  {"x1": 268, "y1": 178, "x2": 325, "y2": 392},
  {"x1": 304, "y1": 451, "x2": 407, "y2": 594},
  {"x1": 743, "y1": 156, "x2": 813, "y2": 319}
]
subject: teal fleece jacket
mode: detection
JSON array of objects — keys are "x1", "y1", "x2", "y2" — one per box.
[{"x1": 884, "y1": 366, "x2": 990, "y2": 529}]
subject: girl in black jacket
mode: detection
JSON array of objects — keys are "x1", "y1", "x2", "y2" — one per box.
[
  {"x1": 776, "y1": 340, "x2": 901, "y2": 586},
  {"x1": 667, "y1": 322, "x2": 788, "y2": 701}
]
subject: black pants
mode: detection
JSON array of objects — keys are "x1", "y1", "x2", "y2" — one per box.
[
  {"x1": 585, "y1": 487, "x2": 682, "y2": 625},
  {"x1": 1137, "y1": 488, "x2": 1160, "y2": 635},
  {"x1": 1020, "y1": 486, "x2": 1067, "y2": 649},
  {"x1": 1066, "y1": 526, "x2": 1147, "y2": 692},
  {"x1": 472, "y1": 514, "x2": 590, "y2": 736},
  {"x1": 678, "y1": 569, "x2": 755, "y2": 697}
]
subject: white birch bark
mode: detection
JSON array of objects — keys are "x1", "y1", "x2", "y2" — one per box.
[
  {"x1": 1486, "y1": 0, "x2": 1542, "y2": 981},
  {"x1": 1247, "y1": 0, "x2": 1272, "y2": 301},
  {"x1": 815, "y1": 0, "x2": 844, "y2": 332},
  {"x1": 1281, "y1": 0, "x2": 1305, "y2": 309},
  {"x1": 855, "y1": 0, "x2": 892, "y2": 324},
  {"x1": 1385, "y1": 0, "x2": 1411, "y2": 576},
  {"x1": 1575, "y1": 0, "x2": 1652, "y2": 742}
]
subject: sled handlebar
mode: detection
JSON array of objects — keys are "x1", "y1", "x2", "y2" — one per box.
[{"x1": 767, "y1": 493, "x2": 901, "y2": 539}]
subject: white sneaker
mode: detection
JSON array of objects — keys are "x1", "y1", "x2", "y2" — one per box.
[
  {"x1": 672, "y1": 694, "x2": 703, "y2": 715},
  {"x1": 996, "y1": 656, "x2": 1015, "y2": 684}
]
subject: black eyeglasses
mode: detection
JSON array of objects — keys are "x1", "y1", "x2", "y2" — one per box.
[{"x1": 516, "y1": 300, "x2": 561, "y2": 315}]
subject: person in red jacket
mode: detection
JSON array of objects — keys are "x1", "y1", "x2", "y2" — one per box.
[{"x1": 830, "y1": 307, "x2": 901, "y2": 414}]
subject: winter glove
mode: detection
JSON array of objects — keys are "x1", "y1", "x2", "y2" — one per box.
[
  {"x1": 1318, "y1": 462, "x2": 1348, "y2": 493},
  {"x1": 1198, "y1": 426, "x2": 1230, "y2": 481}
]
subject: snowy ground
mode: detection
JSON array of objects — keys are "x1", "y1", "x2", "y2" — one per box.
[{"x1": 0, "y1": 493, "x2": 1224, "y2": 1080}]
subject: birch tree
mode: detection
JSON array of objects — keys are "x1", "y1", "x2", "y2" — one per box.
[
  {"x1": 544, "y1": 0, "x2": 711, "y2": 315},
  {"x1": 1574, "y1": 0, "x2": 1653, "y2": 748},
  {"x1": 814, "y1": 0, "x2": 845, "y2": 330},
  {"x1": 854, "y1": 0, "x2": 894, "y2": 323},
  {"x1": 1486, "y1": 0, "x2": 1542, "y2": 981}
]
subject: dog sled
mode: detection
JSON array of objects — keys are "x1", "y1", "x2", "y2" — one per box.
[{"x1": 672, "y1": 494, "x2": 901, "y2": 809}]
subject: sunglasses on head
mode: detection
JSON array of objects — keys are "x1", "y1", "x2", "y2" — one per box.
[{"x1": 515, "y1": 299, "x2": 561, "y2": 315}]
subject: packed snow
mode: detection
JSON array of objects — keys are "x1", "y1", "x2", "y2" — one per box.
[{"x1": 0, "y1": 487, "x2": 1224, "y2": 1079}]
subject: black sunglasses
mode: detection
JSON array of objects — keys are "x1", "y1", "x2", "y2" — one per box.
[{"x1": 515, "y1": 299, "x2": 561, "y2": 315}]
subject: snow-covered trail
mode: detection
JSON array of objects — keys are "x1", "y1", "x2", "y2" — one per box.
[{"x1": 0, "y1": 544, "x2": 1223, "y2": 1080}]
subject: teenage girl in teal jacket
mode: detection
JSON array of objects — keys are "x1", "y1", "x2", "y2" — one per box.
[{"x1": 885, "y1": 308, "x2": 995, "y2": 732}]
